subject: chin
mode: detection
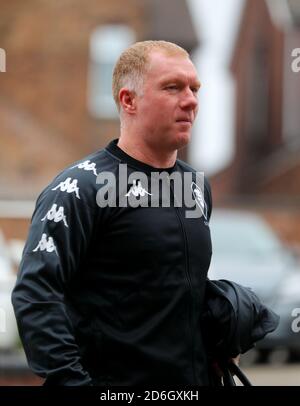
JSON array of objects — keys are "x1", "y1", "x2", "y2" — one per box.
[{"x1": 174, "y1": 132, "x2": 191, "y2": 150}]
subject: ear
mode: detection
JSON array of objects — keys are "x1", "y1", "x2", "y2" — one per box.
[{"x1": 119, "y1": 88, "x2": 137, "y2": 114}]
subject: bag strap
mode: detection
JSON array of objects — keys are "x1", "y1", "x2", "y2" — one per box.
[
  {"x1": 228, "y1": 362, "x2": 252, "y2": 386},
  {"x1": 223, "y1": 367, "x2": 236, "y2": 386}
]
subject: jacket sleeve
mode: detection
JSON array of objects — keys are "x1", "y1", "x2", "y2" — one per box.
[{"x1": 11, "y1": 171, "x2": 97, "y2": 385}]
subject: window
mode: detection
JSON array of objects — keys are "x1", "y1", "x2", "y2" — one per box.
[{"x1": 87, "y1": 25, "x2": 135, "y2": 119}]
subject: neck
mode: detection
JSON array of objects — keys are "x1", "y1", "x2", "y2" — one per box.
[{"x1": 118, "y1": 133, "x2": 177, "y2": 169}]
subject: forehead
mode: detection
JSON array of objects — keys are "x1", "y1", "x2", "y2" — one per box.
[{"x1": 145, "y1": 51, "x2": 199, "y2": 83}]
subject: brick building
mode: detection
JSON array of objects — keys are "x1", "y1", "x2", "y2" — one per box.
[
  {"x1": 0, "y1": 0, "x2": 198, "y2": 241},
  {"x1": 211, "y1": 0, "x2": 300, "y2": 245},
  {"x1": 0, "y1": 0, "x2": 198, "y2": 385}
]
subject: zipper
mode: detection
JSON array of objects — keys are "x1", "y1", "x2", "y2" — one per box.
[{"x1": 168, "y1": 175, "x2": 197, "y2": 384}]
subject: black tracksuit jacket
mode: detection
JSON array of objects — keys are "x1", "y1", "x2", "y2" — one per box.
[{"x1": 12, "y1": 139, "x2": 213, "y2": 385}]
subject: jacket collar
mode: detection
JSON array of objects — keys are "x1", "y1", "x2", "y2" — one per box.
[{"x1": 105, "y1": 139, "x2": 177, "y2": 174}]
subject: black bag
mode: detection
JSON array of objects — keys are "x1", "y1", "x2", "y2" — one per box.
[
  {"x1": 202, "y1": 279, "x2": 279, "y2": 386},
  {"x1": 202, "y1": 279, "x2": 280, "y2": 359}
]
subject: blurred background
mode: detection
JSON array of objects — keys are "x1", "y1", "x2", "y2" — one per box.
[{"x1": 0, "y1": 0, "x2": 300, "y2": 385}]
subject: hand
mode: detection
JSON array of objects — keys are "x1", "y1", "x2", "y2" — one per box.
[
  {"x1": 230, "y1": 354, "x2": 240, "y2": 366},
  {"x1": 212, "y1": 354, "x2": 241, "y2": 378},
  {"x1": 228, "y1": 354, "x2": 241, "y2": 377}
]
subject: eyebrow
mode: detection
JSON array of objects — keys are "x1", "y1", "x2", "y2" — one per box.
[{"x1": 192, "y1": 80, "x2": 201, "y2": 89}]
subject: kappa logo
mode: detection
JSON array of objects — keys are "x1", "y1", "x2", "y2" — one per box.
[
  {"x1": 125, "y1": 180, "x2": 152, "y2": 197},
  {"x1": 41, "y1": 204, "x2": 69, "y2": 227},
  {"x1": 75, "y1": 160, "x2": 98, "y2": 176},
  {"x1": 191, "y1": 182, "x2": 208, "y2": 220},
  {"x1": 33, "y1": 233, "x2": 58, "y2": 255},
  {"x1": 52, "y1": 177, "x2": 80, "y2": 199}
]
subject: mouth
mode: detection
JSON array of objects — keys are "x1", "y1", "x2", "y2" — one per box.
[
  {"x1": 176, "y1": 117, "x2": 193, "y2": 124},
  {"x1": 175, "y1": 119, "x2": 192, "y2": 125}
]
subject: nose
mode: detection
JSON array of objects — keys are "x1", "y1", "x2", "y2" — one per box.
[{"x1": 180, "y1": 88, "x2": 198, "y2": 111}]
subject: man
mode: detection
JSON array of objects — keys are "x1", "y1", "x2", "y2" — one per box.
[{"x1": 12, "y1": 41, "x2": 215, "y2": 385}]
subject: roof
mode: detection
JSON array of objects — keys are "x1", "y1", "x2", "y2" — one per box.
[
  {"x1": 143, "y1": 0, "x2": 199, "y2": 53},
  {"x1": 266, "y1": 0, "x2": 300, "y2": 29},
  {"x1": 287, "y1": 0, "x2": 300, "y2": 27}
]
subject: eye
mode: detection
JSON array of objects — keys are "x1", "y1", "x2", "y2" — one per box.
[
  {"x1": 165, "y1": 84, "x2": 178, "y2": 91},
  {"x1": 191, "y1": 87, "x2": 199, "y2": 95}
]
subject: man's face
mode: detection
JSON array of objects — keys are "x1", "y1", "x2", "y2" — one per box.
[{"x1": 135, "y1": 51, "x2": 200, "y2": 153}]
